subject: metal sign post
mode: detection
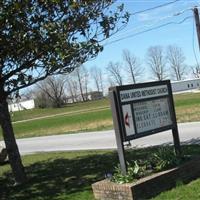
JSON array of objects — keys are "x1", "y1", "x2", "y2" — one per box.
[
  {"x1": 168, "y1": 82, "x2": 182, "y2": 156},
  {"x1": 109, "y1": 90, "x2": 127, "y2": 175},
  {"x1": 172, "y1": 126, "x2": 181, "y2": 156},
  {"x1": 109, "y1": 80, "x2": 181, "y2": 174}
]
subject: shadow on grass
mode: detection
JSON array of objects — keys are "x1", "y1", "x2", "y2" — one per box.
[
  {"x1": 1, "y1": 145, "x2": 200, "y2": 200},
  {"x1": 0, "y1": 151, "x2": 119, "y2": 200}
]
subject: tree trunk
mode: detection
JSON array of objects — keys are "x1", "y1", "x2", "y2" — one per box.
[{"x1": 0, "y1": 94, "x2": 26, "y2": 184}]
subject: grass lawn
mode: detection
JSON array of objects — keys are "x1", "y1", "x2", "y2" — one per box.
[
  {"x1": 0, "y1": 92, "x2": 199, "y2": 140},
  {"x1": 0, "y1": 99, "x2": 112, "y2": 140},
  {"x1": 10, "y1": 109, "x2": 112, "y2": 139},
  {"x1": 11, "y1": 98, "x2": 110, "y2": 122},
  {"x1": 153, "y1": 179, "x2": 200, "y2": 200},
  {"x1": 1, "y1": 145, "x2": 200, "y2": 200},
  {"x1": 174, "y1": 93, "x2": 200, "y2": 123}
]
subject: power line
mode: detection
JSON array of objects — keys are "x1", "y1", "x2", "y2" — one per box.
[
  {"x1": 104, "y1": 16, "x2": 193, "y2": 46},
  {"x1": 109, "y1": 2, "x2": 200, "y2": 43},
  {"x1": 109, "y1": 6, "x2": 193, "y2": 42},
  {"x1": 130, "y1": 0, "x2": 181, "y2": 16}
]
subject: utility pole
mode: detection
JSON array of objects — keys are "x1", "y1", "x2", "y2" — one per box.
[{"x1": 193, "y1": 7, "x2": 200, "y2": 52}]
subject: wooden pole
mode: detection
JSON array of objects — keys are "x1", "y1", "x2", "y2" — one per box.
[{"x1": 193, "y1": 7, "x2": 200, "y2": 52}]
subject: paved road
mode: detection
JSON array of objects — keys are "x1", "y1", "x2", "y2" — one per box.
[{"x1": 7, "y1": 122, "x2": 199, "y2": 155}]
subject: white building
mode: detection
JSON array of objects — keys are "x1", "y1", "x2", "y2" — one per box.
[
  {"x1": 66, "y1": 91, "x2": 104, "y2": 103},
  {"x1": 171, "y1": 78, "x2": 200, "y2": 93},
  {"x1": 8, "y1": 99, "x2": 35, "y2": 112},
  {"x1": 87, "y1": 91, "x2": 104, "y2": 101}
]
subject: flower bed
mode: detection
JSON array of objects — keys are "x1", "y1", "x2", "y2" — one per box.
[{"x1": 92, "y1": 156, "x2": 200, "y2": 200}]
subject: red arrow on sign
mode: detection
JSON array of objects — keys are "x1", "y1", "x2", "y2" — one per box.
[{"x1": 125, "y1": 112, "x2": 130, "y2": 127}]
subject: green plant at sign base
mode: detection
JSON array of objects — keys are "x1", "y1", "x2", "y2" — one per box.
[
  {"x1": 110, "y1": 147, "x2": 186, "y2": 184},
  {"x1": 111, "y1": 161, "x2": 141, "y2": 184},
  {"x1": 151, "y1": 147, "x2": 182, "y2": 171}
]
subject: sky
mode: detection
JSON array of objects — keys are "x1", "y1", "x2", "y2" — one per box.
[{"x1": 85, "y1": 0, "x2": 200, "y2": 84}]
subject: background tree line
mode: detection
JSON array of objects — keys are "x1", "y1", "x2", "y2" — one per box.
[
  {"x1": 107, "y1": 44, "x2": 200, "y2": 86},
  {"x1": 27, "y1": 44, "x2": 199, "y2": 108},
  {"x1": 31, "y1": 65, "x2": 103, "y2": 108}
]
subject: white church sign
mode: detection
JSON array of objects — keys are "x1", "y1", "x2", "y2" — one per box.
[{"x1": 110, "y1": 80, "x2": 177, "y2": 141}]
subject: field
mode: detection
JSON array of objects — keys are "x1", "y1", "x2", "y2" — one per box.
[
  {"x1": 1, "y1": 146, "x2": 200, "y2": 200},
  {"x1": 174, "y1": 92, "x2": 200, "y2": 122},
  {"x1": 1, "y1": 99, "x2": 111, "y2": 140},
  {"x1": 0, "y1": 92, "x2": 200, "y2": 140},
  {"x1": 11, "y1": 99, "x2": 110, "y2": 122}
]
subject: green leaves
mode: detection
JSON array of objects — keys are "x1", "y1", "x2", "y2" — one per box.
[
  {"x1": 111, "y1": 161, "x2": 142, "y2": 184},
  {"x1": 1, "y1": 0, "x2": 129, "y2": 95},
  {"x1": 151, "y1": 147, "x2": 182, "y2": 171},
  {"x1": 110, "y1": 147, "x2": 185, "y2": 184}
]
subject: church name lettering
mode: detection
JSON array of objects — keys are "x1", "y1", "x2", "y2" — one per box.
[{"x1": 120, "y1": 85, "x2": 168, "y2": 102}]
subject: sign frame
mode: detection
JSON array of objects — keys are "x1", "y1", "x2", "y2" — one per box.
[
  {"x1": 110, "y1": 80, "x2": 177, "y2": 141},
  {"x1": 109, "y1": 80, "x2": 181, "y2": 174}
]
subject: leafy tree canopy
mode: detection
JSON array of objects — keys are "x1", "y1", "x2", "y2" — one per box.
[{"x1": 0, "y1": 0, "x2": 129, "y2": 97}]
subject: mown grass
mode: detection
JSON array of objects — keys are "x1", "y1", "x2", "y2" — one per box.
[
  {"x1": 153, "y1": 178, "x2": 200, "y2": 200},
  {"x1": 11, "y1": 109, "x2": 112, "y2": 139},
  {"x1": 11, "y1": 92, "x2": 200, "y2": 122},
  {"x1": 1, "y1": 145, "x2": 200, "y2": 200},
  {"x1": 174, "y1": 93, "x2": 200, "y2": 123},
  {"x1": 0, "y1": 92, "x2": 199, "y2": 140},
  {"x1": 174, "y1": 92, "x2": 200, "y2": 107},
  {"x1": 11, "y1": 98, "x2": 110, "y2": 122},
  {"x1": 0, "y1": 150, "x2": 118, "y2": 200}
]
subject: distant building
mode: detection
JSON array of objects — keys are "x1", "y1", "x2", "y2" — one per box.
[
  {"x1": 8, "y1": 99, "x2": 35, "y2": 112},
  {"x1": 87, "y1": 91, "x2": 104, "y2": 101},
  {"x1": 66, "y1": 91, "x2": 104, "y2": 103},
  {"x1": 171, "y1": 78, "x2": 200, "y2": 93}
]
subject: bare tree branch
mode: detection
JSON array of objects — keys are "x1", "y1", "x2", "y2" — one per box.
[
  {"x1": 167, "y1": 45, "x2": 186, "y2": 81},
  {"x1": 122, "y1": 49, "x2": 144, "y2": 83},
  {"x1": 146, "y1": 46, "x2": 168, "y2": 81},
  {"x1": 36, "y1": 76, "x2": 66, "y2": 107},
  {"x1": 90, "y1": 66, "x2": 104, "y2": 93},
  {"x1": 107, "y1": 62, "x2": 123, "y2": 86}
]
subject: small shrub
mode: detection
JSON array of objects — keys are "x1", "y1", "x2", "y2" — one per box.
[
  {"x1": 150, "y1": 147, "x2": 181, "y2": 171},
  {"x1": 110, "y1": 147, "x2": 186, "y2": 184},
  {"x1": 111, "y1": 161, "x2": 143, "y2": 184}
]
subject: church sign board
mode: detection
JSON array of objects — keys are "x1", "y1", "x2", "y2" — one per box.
[
  {"x1": 110, "y1": 80, "x2": 177, "y2": 141},
  {"x1": 109, "y1": 80, "x2": 181, "y2": 174}
]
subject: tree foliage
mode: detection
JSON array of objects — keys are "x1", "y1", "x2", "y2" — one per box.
[
  {"x1": 0, "y1": 0, "x2": 129, "y2": 184},
  {"x1": 0, "y1": 0, "x2": 129, "y2": 96}
]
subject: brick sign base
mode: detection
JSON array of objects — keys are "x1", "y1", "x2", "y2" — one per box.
[{"x1": 92, "y1": 157, "x2": 200, "y2": 200}]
